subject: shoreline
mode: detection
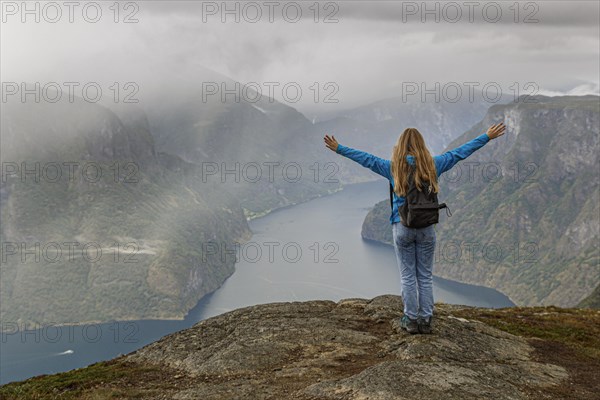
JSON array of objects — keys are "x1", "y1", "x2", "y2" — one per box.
[{"x1": 360, "y1": 236, "x2": 518, "y2": 307}]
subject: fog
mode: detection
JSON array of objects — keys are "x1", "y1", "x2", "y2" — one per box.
[{"x1": 2, "y1": 0, "x2": 598, "y2": 116}]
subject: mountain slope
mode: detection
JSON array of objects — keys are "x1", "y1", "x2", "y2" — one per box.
[
  {"x1": 3, "y1": 295, "x2": 599, "y2": 399},
  {"x1": 133, "y1": 71, "x2": 346, "y2": 218},
  {"x1": 0, "y1": 96, "x2": 252, "y2": 326},
  {"x1": 577, "y1": 284, "x2": 600, "y2": 309},
  {"x1": 361, "y1": 95, "x2": 600, "y2": 307}
]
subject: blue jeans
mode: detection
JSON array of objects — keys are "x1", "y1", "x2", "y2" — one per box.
[{"x1": 392, "y1": 222, "x2": 436, "y2": 319}]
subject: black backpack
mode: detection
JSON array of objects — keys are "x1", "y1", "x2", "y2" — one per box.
[{"x1": 389, "y1": 164, "x2": 451, "y2": 228}]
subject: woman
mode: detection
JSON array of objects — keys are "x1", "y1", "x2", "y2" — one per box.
[{"x1": 324, "y1": 123, "x2": 506, "y2": 334}]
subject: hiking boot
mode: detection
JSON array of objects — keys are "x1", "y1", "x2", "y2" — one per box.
[
  {"x1": 417, "y1": 316, "x2": 433, "y2": 334},
  {"x1": 400, "y1": 315, "x2": 419, "y2": 334}
]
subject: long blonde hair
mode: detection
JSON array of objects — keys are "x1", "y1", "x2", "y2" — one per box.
[{"x1": 391, "y1": 128, "x2": 439, "y2": 197}]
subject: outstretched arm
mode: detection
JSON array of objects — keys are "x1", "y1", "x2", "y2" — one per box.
[
  {"x1": 434, "y1": 123, "x2": 506, "y2": 176},
  {"x1": 324, "y1": 134, "x2": 392, "y2": 180}
]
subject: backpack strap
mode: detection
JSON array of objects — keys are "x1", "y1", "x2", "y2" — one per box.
[{"x1": 438, "y1": 203, "x2": 452, "y2": 217}]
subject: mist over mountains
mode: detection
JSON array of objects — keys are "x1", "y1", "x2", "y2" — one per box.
[
  {"x1": 1, "y1": 66, "x2": 596, "y2": 327},
  {"x1": 1, "y1": 92, "x2": 252, "y2": 326}
]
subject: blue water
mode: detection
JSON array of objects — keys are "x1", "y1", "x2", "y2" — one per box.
[{"x1": 0, "y1": 179, "x2": 513, "y2": 385}]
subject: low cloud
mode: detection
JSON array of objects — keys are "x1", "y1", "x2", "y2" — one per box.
[{"x1": 1, "y1": 1, "x2": 598, "y2": 115}]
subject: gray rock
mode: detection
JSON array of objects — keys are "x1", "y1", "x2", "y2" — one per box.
[{"x1": 126, "y1": 295, "x2": 567, "y2": 399}]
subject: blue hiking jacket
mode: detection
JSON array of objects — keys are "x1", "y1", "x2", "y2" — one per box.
[{"x1": 336, "y1": 133, "x2": 490, "y2": 224}]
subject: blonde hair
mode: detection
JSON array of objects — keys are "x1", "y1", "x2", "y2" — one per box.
[{"x1": 391, "y1": 127, "x2": 439, "y2": 197}]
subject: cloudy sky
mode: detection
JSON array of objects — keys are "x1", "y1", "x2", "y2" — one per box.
[{"x1": 2, "y1": 1, "x2": 599, "y2": 115}]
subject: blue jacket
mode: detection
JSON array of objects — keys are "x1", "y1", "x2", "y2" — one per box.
[{"x1": 336, "y1": 133, "x2": 491, "y2": 224}]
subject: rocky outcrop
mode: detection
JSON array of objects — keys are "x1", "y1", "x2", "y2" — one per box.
[{"x1": 122, "y1": 295, "x2": 567, "y2": 399}]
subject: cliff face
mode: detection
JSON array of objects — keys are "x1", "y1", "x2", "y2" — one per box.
[
  {"x1": 5, "y1": 295, "x2": 600, "y2": 399},
  {"x1": 0, "y1": 96, "x2": 252, "y2": 327},
  {"x1": 361, "y1": 95, "x2": 600, "y2": 307}
]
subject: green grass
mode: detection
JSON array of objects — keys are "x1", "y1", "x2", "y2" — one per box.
[
  {"x1": 454, "y1": 306, "x2": 600, "y2": 359},
  {"x1": 0, "y1": 359, "x2": 156, "y2": 399}
]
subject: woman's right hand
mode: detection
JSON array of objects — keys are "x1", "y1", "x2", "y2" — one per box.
[
  {"x1": 486, "y1": 123, "x2": 506, "y2": 140},
  {"x1": 324, "y1": 134, "x2": 339, "y2": 152}
]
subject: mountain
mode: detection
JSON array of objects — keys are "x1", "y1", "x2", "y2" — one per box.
[
  {"x1": 3, "y1": 295, "x2": 599, "y2": 399},
  {"x1": 0, "y1": 71, "x2": 508, "y2": 328},
  {"x1": 0, "y1": 95, "x2": 252, "y2": 327},
  {"x1": 361, "y1": 95, "x2": 600, "y2": 307},
  {"x1": 138, "y1": 71, "x2": 506, "y2": 214},
  {"x1": 131, "y1": 69, "x2": 346, "y2": 219},
  {"x1": 317, "y1": 94, "x2": 509, "y2": 154}
]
